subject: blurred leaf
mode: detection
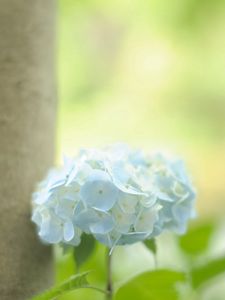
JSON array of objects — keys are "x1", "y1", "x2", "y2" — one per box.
[
  {"x1": 31, "y1": 271, "x2": 90, "y2": 300},
  {"x1": 178, "y1": 222, "x2": 215, "y2": 256},
  {"x1": 55, "y1": 246, "x2": 76, "y2": 283},
  {"x1": 115, "y1": 269, "x2": 186, "y2": 300},
  {"x1": 191, "y1": 256, "x2": 225, "y2": 289},
  {"x1": 74, "y1": 233, "x2": 96, "y2": 271},
  {"x1": 144, "y1": 238, "x2": 157, "y2": 255}
]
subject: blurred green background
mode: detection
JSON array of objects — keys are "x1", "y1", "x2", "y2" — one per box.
[{"x1": 55, "y1": 0, "x2": 225, "y2": 299}]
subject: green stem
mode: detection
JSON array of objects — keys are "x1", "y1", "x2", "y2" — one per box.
[{"x1": 105, "y1": 248, "x2": 113, "y2": 300}]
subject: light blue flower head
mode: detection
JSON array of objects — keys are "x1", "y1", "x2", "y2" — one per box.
[{"x1": 31, "y1": 143, "x2": 196, "y2": 248}]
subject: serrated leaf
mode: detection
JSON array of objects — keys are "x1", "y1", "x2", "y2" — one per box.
[
  {"x1": 115, "y1": 269, "x2": 186, "y2": 300},
  {"x1": 178, "y1": 221, "x2": 215, "y2": 256},
  {"x1": 31, "y1": 271, "x2": 90, "y2": 300},
  {"x1": 144, "y1": 238, "x2": 157, "y2": 255},
  {"x1": 74, "y1": 233, "x2": 96, "y2": 271},
  {"x1": 191, "y1": 256, "x2": 225, "y2": 289}
]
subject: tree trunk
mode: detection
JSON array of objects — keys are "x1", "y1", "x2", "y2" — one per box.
[{"x1": 0, "y1": 1, "x2": 56, "y2": 299}]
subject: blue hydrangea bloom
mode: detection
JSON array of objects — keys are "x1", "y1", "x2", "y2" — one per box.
[{"x1": 31, "y1": 143, "x2": 196, "y2": 248}]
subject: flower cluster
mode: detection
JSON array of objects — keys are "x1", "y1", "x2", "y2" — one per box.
[{"x1": 31, "y1": 144, "x2": 196, "y2": 248}]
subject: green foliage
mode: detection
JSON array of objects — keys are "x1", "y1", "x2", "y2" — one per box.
[
  {"x1": 55, "y1": 0, "x2": 225, "y2": 297},
  {"x1": 143, "y1": 238, "x2": 157, "y2": 255},
  {"x1": 178, "y1": 221, "x2": 215, "y2": 256},
  {"x1": 74, "y1": 233, "x2": 96, "y2": 271},
  {"x1": 55, "y1": 247, "x2": 76, "y2": 283},
  {"x1": 31, "y1": 272, "x2": 90, "y2": 300},
  {"x1": 115, "y1": 270, "x2": 186, "y2": 300},
  {"x1": 191, "y1": 256, "x2": 225, "y2": 289},
  {"x1": 52, "y1": 220, "x2": 225, "y2": 300}
]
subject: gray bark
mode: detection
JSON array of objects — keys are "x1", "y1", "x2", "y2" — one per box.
[{"x1": 0, "y1": 1, "x2": 56, "y2": 299}]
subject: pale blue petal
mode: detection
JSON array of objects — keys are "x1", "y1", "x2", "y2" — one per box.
[
  {"x1": 117, "y1": 193, "x2": 139, "y2": 214},
  {"x1": 74, "y1": 209, "x2": 97, "y2": 232},
  {"x1": 93, "y1": 233, "x2": 111, "y2": 247},
  {"x1": 156, "y1": 191, "x2": 174, "y2": 202},
  {"x1": 112, "y1": 205, "x2": 135, "y2": 234},
  {"x1": 66, "y1": 162, "x2": 92, "y2": 186},
  {"x1": 94, "y1": 230, "x2": 121, "y2": 248},
  {"x1": 90, "y1": 209, "x2": 114, "y2": 234},
  {"x1": 112, "y1": 178, "x2": 146, "y2": 196},
  {"x1": 90, "y1": 213, "x2": 114, "y2": 234},
  {"x1": 105, "y1": 160, "x2": 146, "y2": 196},
  {"x1": 33, "y1": 189, "x2": 52, "y2": 205},
  {"x1": 110, "y1": 161, "x2": 130, "y2": 184},
  {"x1": 67, "y1": 227, "x2": 82, "y2": 246},
  {"x1": 39, "y1": 211, "x2": 63, "y2": 243},
  {"x1": 128, "y1": 150, "x2": 146, "y2": 166},
  {"x1": 63, "y1": 220, "x2": 75, "y2": 241},
  {"x1": 73, "y1": 200, "x2": 86, "y2": 215},
  {"x1": 172, "y1": 199, "x2": 193, "y2": 223},
  {"x1": 80, "y1": 170, "x2": 119, "y2": 211},
  {"x1": 55, "y1": 199, "x2": 76, "y2": 219},
  {"x1": 117, "y1": 232, "x2": 149, "y2": 245},
  {"x1": 140, "y1": 193, "x2": 157, "y2": 208},
  {"x1": 170, "y1": 160, "x2": 190, "y2": 185},
  {"x1": 74, "y1": 208, "x2": 114, "y2": 234},
  {"x1": 31, "y1": 207, "x2": 42, "y2": 225},
  {"x1": 134, "y1": 205, "x2": 160, "y2": 233}
]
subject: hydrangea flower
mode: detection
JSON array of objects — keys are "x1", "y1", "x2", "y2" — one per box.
[{"x1": 31, "y1": 143, "x2": 196, "y2": 249}]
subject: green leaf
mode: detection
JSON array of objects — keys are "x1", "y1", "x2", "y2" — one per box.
[
  {"x1": 191, "y1": 256, "x2": 225, "y2": 289},
  {"x1": 74, "y1": 233, "x2": 96, "y2": 271},
  {"x1": 55, "y1": 246, "x2": 76, "y2": 283},
  {"x1": 144, "y1": 238, "x2": 157, "y2": 255},
  {"x1": 115, "y1": 269, "x2": 186, "y2": 300},
  {"x1": 178, "y1": 221, "x2": 215, "y2": 256},
  {"x1": 31, "y1": 271, "x2": 90, "y2": 300}
]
